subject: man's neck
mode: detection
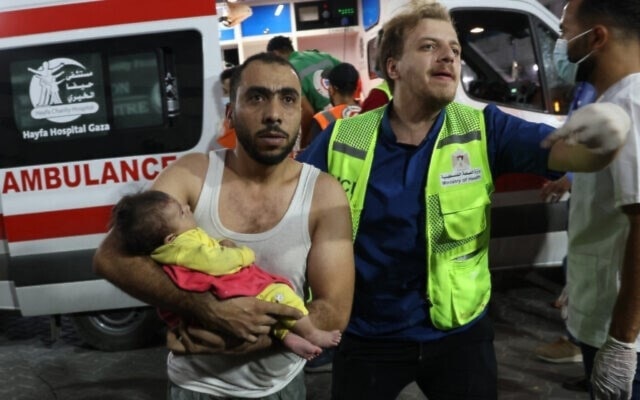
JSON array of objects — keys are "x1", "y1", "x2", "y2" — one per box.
[
  {"x1": 389, "y1": 94, "x2": 442, "y2": 146},
  {"x1": 226, "y1": 149, "x2": 295, "y2": 185},
  {"x1": 592, "y1": 41, "x2": 640, "y2": 97},
  {"x1": 332, "y1": 94, "x2": 358, "y2": 107}
]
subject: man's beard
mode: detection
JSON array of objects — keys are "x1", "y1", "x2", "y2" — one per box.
[
  {"x1": 575, "y1": 56, "x2": 596, "y2": 83},
  {"x1": 236, "y1": 124, "x2": 299, "y2": 166}
]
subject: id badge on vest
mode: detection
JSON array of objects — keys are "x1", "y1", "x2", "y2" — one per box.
[{"x1": 439, "y1": 149, "x2": 482, "y2": 187}]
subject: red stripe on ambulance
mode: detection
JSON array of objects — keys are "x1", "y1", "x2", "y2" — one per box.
[
  {"x1": 4, "y1": 206, "x2": 112, "y2": 242},
  {"x1": 0, "y1": 214, "x2": 5, "y2": 240},
  {"x1": 0, "y1": 0, "x2": 215, "y2": 38}
]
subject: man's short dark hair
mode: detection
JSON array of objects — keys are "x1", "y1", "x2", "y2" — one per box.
[
  {"x1": 266, "y1": 35, "x2": 294, "y2": 52},
  {"x1": 229, "y1": 52, "x2": 299, "y2": 102},
  {"x1": 324, "y1": 63, "x2": 360, "y2": 96},
  {"x1": 575, "y1": 0, "x2": 640, "y2": 38},
  {"x1": 219, "y1": 66, "x2": 236, "y2": 83}
]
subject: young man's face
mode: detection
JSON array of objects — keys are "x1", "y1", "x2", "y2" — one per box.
[
  {"x1": 231, "y1": 61, "x2": 301, "y2": 165},
  {"x1": 560, "y1": 0, "x2": 592, "y2": 61},
  {"x1": 163, "y1": 197, "x2": 197, "y2": 238},
  {"x1": 389, "y1": 18, "x2": 461, "y2": 108}
]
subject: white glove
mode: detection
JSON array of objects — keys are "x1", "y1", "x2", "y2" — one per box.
[
  {"x1": 541, "y1": 102, "x2": 631, "y2": 154},
  {"x1": 591, "y1": 335, "x2": 637, "y2": 400}
]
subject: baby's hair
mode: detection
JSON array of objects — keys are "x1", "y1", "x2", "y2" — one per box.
[{"x1": 111, "y1": 190, "x2": 174, "y2": 255}]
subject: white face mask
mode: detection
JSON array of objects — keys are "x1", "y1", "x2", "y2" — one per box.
[{"x1": 553, "y1": 28, "x2": 594, "y2": 83}]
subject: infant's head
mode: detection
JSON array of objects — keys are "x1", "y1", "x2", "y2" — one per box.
[{"x1": 111, "y1": 190, "x2": 197, "y2": 255}]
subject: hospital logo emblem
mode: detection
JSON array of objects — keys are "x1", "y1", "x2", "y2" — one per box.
[
  {"x1": 452, "y1": 149, "x2": 471, "y2": 171},
  {"x1": 440, "y1": 149, "x2": 482, "y2": 187},
  {"x1": 28, "y1": 57, "x2": 99, "y2": 123}
]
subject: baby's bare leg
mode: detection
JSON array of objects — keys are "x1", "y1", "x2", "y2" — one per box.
[
  {"x1": 291, "y1": 315, "x2": 341, "y2": 347},
  {"x1": 282, "y1": 332, "x2": 323, "y2": 360}
]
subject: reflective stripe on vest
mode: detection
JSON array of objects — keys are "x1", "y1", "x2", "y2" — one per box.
[
  {"x1": 314, "y1": 104, "x2": 348, "y2": 131},
  {"x1": 327, "y1": 103, "x2": 494, "y2": 330},
  {"x1": 314, "y1": 104, "x2": 362, "y2": 131}
]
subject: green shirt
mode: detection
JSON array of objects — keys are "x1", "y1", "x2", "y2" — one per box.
[{"x1": 289, "y1": 50, "x2": 340, "y2": 112}]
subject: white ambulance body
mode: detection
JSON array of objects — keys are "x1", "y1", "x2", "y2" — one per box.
[
  {"x1": 0, "y1": 0, "x2": 224, "y2": 350},
  {"x1": 0, "y1": 0, "x2": 570, "y2": 350}
]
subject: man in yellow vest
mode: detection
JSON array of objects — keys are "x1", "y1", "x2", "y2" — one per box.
[
  {"x1": 309, "y1": 62, "x2": 362, "y2": 146},
  {"x1": 297, "y1": 1, "x2": 630, "y2": 399}
]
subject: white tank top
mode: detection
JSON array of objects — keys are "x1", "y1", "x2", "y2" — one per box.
[{"x1": 167, "y1": 150, "x2": 318, "y2": 397}]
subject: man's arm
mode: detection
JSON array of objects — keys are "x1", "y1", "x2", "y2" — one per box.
[
  {"x1": 544, "y1": 103, "x2": 631, "y2": 172},
  {"x1": 305, "y1": 172, "x2": 355, "y2": 331},
  {"x1": 609, "y1": 204, "x2": 640, "y2": 342},
  {"x1": 590, "y1": 204, "x2": 640, "y2": 398}
]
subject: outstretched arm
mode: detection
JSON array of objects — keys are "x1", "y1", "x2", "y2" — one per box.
[
  {"x1": 305, "y1": 172, "x2": 355, "y2": 331},
  {"x1": 544, "y1": 103, "x2": 631, "y2": 172}
]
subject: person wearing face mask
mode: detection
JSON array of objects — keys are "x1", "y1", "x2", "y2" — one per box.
[
  {"x1": 553, "y1": 28, "x2": 594, "y2": 84},
  {"x1": 558, "y1": 1, "x2": 640, "y2": 399}
]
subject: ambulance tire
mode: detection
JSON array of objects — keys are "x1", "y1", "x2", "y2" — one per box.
[{"x1": 71, "y1": 307, "x2": 165, "y2": 351}]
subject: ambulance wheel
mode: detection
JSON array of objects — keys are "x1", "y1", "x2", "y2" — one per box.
[{"x1": 71, "y1": 307, "x2": 164, "y2": 351}]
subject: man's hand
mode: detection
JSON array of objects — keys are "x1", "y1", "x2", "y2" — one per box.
[
  {"x1": 167, "y1": 324, "x2": 273, "y2": 355},
  {"x1": 540, "y1": 174, "x2": 571, "y2": 203},
  {"x1": 591, "y1": 335, "x2": 637, "y2": 400},
  {"x1": 542, "y1": 102, "x2": 630, "y2": 154},
  {"x1": 193, "y1": 294, "x2": 303, "y2": 343}
]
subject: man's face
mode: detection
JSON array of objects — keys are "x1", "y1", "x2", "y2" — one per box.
[
  {"x1": 231, "y1": 61, "x2": 301, "y2": 165},
  {"x1": 560, "y1": 0, "x2": 591, "y2": 62},
  {"x1": 390, "y1": 18, "x2": 461, "y2": 108},
  {"x1": 560, "y1": 0, "x2": 596, "y2": 81}
]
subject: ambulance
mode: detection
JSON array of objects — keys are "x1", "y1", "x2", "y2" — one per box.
[
  {"x1": 0, "y1": 0, "x2": 225, "y2": 350},
  {"x1": 0, "y1": 0, "x2": 569, "y2": 351}
]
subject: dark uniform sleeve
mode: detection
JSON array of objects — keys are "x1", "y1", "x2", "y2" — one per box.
[{"x1": 484, "y1": 104, "x2": 562, "y2": 181}]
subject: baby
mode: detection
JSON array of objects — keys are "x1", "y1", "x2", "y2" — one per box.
[{"x1": 110, "y1": 190, "x2": 341, "y2": 360}]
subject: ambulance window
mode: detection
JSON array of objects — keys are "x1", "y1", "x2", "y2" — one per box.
[
  {"x1": 109, "y1": 52, "x2": 164, "y2": 130},
  {"x1": 453, "y1": 10, "x2": 544, "y2": 111},
  {"x1": 532, "y1": 21, "x2": 574, "y2": 114},
  {"x1": 0, "y1": 30, "x2": 203, "y2": 168}
]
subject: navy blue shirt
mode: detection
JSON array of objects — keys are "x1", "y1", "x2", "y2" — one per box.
[{"x1": 297, "y1": 102, "x2": 557, "y2": 341}]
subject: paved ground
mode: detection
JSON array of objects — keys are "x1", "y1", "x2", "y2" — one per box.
[{"x1": 0, "y1": 267, "x2": 588, "y2": 400}]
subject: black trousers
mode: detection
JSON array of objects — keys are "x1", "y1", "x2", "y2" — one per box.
[{"x1": 331, "y1": 314, "x2": 497, "y2": 400}]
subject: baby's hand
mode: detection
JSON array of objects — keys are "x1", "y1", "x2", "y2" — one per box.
[{"x1": 219, "y1": 239, "x2": 237, "y2": 248}]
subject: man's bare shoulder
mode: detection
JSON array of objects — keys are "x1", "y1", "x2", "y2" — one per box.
[
  {"x1": 311, "y1": 171, "x2": 349, "y2": 209},
  {"x1": 171, "y1": 152, "x2": 210, "y2": 170},
  {"x1": 152, "y1": 151, "x2": 212, "y2": 204}
]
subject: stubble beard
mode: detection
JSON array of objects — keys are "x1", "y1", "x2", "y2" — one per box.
[{"x1": 236, "y1": 125, "x2": 299, "y2": 166}]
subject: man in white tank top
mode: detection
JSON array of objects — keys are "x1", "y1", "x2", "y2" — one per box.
[{"x1": 94, "y1": 52, "x2": 355, "y2": 399}]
